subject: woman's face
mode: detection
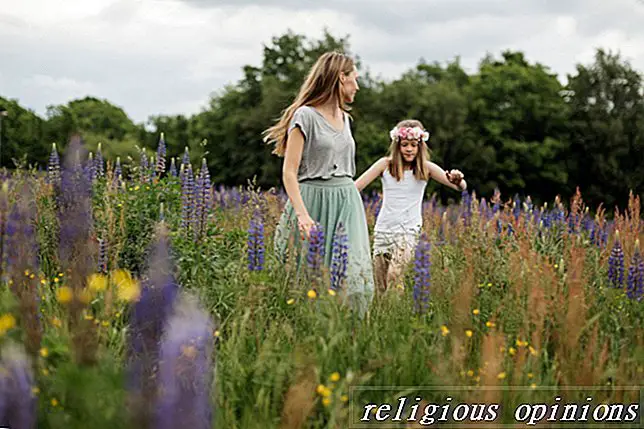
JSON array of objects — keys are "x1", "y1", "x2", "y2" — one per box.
[{"x1": 341, "y1": 66, "x2": 359, "y2": 103}]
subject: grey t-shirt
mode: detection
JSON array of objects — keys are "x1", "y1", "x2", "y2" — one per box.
[{"x1": 288, "y1": 105, "x2": 356, "y2": 181}]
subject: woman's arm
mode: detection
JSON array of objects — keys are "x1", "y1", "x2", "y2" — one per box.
[
  {"x1": 425, "y1": 161, "x2": 466, "y2": 191},
  {"x1": 355, "y1": 157, "x2": 388, "y2": 192},
  {"x1": 283, "y1": 127, "x2": 315, "y2": 238}
]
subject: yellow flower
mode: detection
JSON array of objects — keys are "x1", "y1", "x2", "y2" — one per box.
[
  {"x1": 527, "y1": 373, "x2": 534, "y2": 378},
  {"x1": 51, "y1": 317, "x2": 62, "y2": 328},
  {"x1": 88, "y1": 273, "x2": 108, "y2": 292},
  {"x1": 472, "y1": 309, "x2": 480, "y2": 315},
  {"x1": 42, "y1": 368, "x2": 49, "y2": 376},
  {"x1": 30, "y1": 273, "x2": 35, "y2": 279},
  {"x1": 486, "y1": 282, "x2": 492, "y2": 287},
  {"x1": 0, "y1": 314, "x2": 16, "y2": 335},
  {"x1": 101, "y1": 321, "x2": 109, "y2": 327},
  {"x1": 40, "y1": 279, "x2": 46, "y2": 285},
  {"x1": 530, "y1": 383, "x2": 537, "y2": 389},
  {"x1": 32, "y1": 387, "x2": 40, "y2": 396},
  {"x1": 485, "y1": 321, "x2": 496, "y2": 328},
  {"x1": 440, "y1": 325, "x2": 450, "y2": 336},
  {"x1": 112, "y1": 269, "x2": 141, "y2": 302},
  {"x1": 497, "y1": 372, "x2": 506, "y2": 380},
  {"x1": 51, "y1": 398, "x2": 58, "y2": 407},
  {"x1": 134, "y1": 185, "x2": 140, "y2": 191},
  {"x1": 465, "y1": 330, "x2": 473, "y2": 338},
  {"x1": 509, "y1": 347, "x2": 516, "y2": 356},
  {"x1": 58, "y1": 272, "x2": 64, "y2": 277},
  {"x1": 327, "y1": 289, "x2": 336, "y2": 296},
  {"x1": 329, "y1": 372, "x2": 340, "y2": 382},
  {"x1": 286, "y1": 298, "x2": 295, "y2": 305},
  {"x1": 529, "y1": 346, "x2": 537, "y2": 356},
  {"x1": 467, "y1": 370, "x2": 474, "y2": 377},
  {"x1": 24, "y1": 269, "x2": 30, "y2": 277},
  {"x1": 516, "y1": 339, "x2": 528, "y2": 347},
  {"x1": 84, "y1": 314, "x2": 94, "y2": 321},
  {"x1": 322, "y1": 398, "x2": 331, "y2": 407},
  {"x1": 341, "y1": 395, "x2": 349, "y2": 402},
  {"x1": 307, "y1": 290, "x2": 317, "y2": 299},
  {"x1": 56, "y1": 287, "x2": 73, "y2": 304},
  {"x1": 316, "y1": 384, "x2": 331, "y2": 397},
  {"x1": 214, "y1": 330, "x2": 220, "y2": 337},
  {"x1": 40, "y1": 348, "x2": 49, "y2": 358}
]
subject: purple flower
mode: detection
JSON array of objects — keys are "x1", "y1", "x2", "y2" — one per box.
[
  {"x1": 169, "y1": 157, "x2": 177, "y2": 177},
  {"x1": 247, "y1": 212, "x2": 265, "y2": 271},
  {"x1": 154, "y1": 296, "x2": 215, "y2": 429},
  {"x1": 47, "y1": 143, "x2": 60, "y2": 186},
  {"x1": 413, "y1": 233, "x2": 431, "y2": 314},
  {"x1": 306, "y1": 223, "x2": 325, "y2": 280},
  {"x1": 98, "y1": 237, "x2": 107, "y2": 273},
  {"x1": 127, "y1": 224, "x2": 180, "y2": 423},
  {"x1": 140, "y1": 151, "x2": 150, "y2": 183},
  {"x1": 113, "y1": 157, "x2": 122, "y2": 188},
  {"x1": 607, "y1": 236, "x2": 625, "y2": 288},
  {"x1": 156, "y1": 133, "x2": 167, "y2": 175},
  {"x1": 181, "y1": 164, "x2": 195, "y2": 232},
  {"x1": 330, "y1": 222, "x2": 348, "y2": 290},
  {"x1": 0, "y1": 343, "x2": 37, "y2": 429},
  {"x1": 182, "y1": 146, "x2": 191, "y2": 168}
]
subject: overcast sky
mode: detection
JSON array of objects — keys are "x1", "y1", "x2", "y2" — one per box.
[{"x1": 2, "y1": 0, "x2": 644, "y2": 124}]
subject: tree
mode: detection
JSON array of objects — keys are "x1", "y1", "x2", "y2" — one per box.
[{"x1": 0, "y1": 97, "x2": 47, "y2": 168}]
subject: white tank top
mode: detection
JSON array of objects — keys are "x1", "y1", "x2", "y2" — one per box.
[{"x1": 374, "y1": 168, "x2": 428, "y2": 233}]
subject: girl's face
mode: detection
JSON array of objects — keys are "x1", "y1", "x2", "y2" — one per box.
[{"x1": 400, "y1": 139, "x2": 419, "y2": 164}]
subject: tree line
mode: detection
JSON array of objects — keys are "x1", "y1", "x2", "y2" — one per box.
[{"x1": 1, "y1": 29, "x2": 643, "y2": 212}]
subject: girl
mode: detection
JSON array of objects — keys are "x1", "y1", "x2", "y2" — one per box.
[
  {"x1": 355, "y1": 119, "x2": 466, "y2": 293},
  {"x1": 263, "y1": 51, "x2": 374, "y2": 316}
]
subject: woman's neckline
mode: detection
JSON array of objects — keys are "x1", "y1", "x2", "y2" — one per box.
[{"x1": 308, "y1": 105, "x2": 345, "y2": 133}]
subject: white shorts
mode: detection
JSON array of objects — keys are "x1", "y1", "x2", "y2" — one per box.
[{"x1": 372, "y1": 230, "x2": 420, "y2": 257}]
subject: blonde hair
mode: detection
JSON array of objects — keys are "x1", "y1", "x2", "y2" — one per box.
[
  {"x1": 387, "y1": 119, "x2": 431, "y2": 181},
  {"x1": 263, "y1": 51, "x2": 356, "y2": 157}
]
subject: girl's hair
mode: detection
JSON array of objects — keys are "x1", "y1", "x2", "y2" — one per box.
[
  {"x1": 262, "y1": 51, "x2": 356, "y2": 157},
  {"x1": 387, "y1": 119, "x2": 431, "y2": 181}
]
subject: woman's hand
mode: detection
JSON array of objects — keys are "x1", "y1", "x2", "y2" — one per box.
[{"x1": 297, "y1": 212, "x2": 316, "y2": 240}]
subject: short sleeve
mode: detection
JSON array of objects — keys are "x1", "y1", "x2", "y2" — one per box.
[{"x1": 288, "y1": 106, "x2": 312, "y2": 141}]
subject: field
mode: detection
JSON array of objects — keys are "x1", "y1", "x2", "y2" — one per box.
[{"x1": 0, "y1": 136, "x2": 642, "y2": 429}]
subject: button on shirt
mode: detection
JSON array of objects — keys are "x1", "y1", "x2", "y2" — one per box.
[{"x1": 288, "y1": 106, "x2": 356, "y2": 181}]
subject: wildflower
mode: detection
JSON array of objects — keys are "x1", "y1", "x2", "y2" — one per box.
[
  {"x1": 286, "y1": 298, "x2": 295, "y2": 305},
  {"x1": 307, "y1": 290, "x2": 317, "y2": 299},
  {"x1": 39, "y1": 348, "x2": 49, "y2": 358},
  {"x1": 113, "y1": 270, "x2": 140, "y2": 302},
  {"x1": 47, "y1": 143, "x2": 61, "y2": 186},
  {"x1": 509, "y1": 347, "x2": 516, "y2": 356},
  {"x1": 608, "y1": 233, "x2": 625, "y2": 288},
  {"x1": 413, "y1": 233, "x2": 431, "y2": 314},
  {"x1": 626, "y1": 241, "x2": 644, "y2": 300},
  {"x1": 465, "y1": 330, "x2": 473, "y2": 338},
  {"x1": 473, "y1": 309, "x2": 480, "y2": 315},
  {"x1": 497, "y1": 372, "x2": 506, "y2": 380},
  {"x1": 0, "y1": 342, "x2": 38, "y2": 427},
  {"x1": 467, "y1": 370, "x2": 474, "y2": 377},
  {"x1": 306, "y1": 223, "x2": 326, "y2": 282},
  {"x1": 516, "y1": 339, "x2": 528, "y2": 347},
  {"x1": 440, "y1": 325, "x2": 450, "y2": 336},
  {"x1": 56, "y1": 287, "x2": 73, "y2": 304},
  {"x1": 153, "y1": 296, "x2": 215, "y2": 429},
  {"x1": 77, "y1": 289, "x2": 92, "y2": 305},
  {"x1": 51, "y1": 317, "x2": 62, "y2": 328},
  {"x1": 341, "y1": 395, "x2": 348, "y2": 403},
  {"x1": 88, "y1": 273, "x2": 108, "y2": 292},
  {"x1": 529, "y1": 346, "x2": 537, "y2": 356},
  {"x1": 156, "y1": 133, "x2": 167, "y2": 175},
  {"x1": 327, "y1": 289, "x2": 336, "y2": 296},
  {"x1": 0, "y1": 314, "x2": 16, "y2": 335},
  {"x1": 247, "y1": 211, "x2": 265, "y2": 271},
  {"x1": 330, "y1": 222, "x2": 348, "y2": 291},
  {"x1": 51, "y1": 398, "x2": 58, "y2": 407},
  {"x1": 322, "y1": 398, "x2": 331, "y2": 407},
  {"x1": 527, "y1": 373, "x2": 533, "y2": 378},
  {"x1": 530, "y1": 383, "x2": 537, "y2": 389},
  {"x1": 485, "y1": 321, "x2": 496, "y2": 328},
  {"x1": 329, "y1": 372, "x2": 340, "y2": 382}
]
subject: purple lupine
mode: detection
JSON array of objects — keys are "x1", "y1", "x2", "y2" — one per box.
[
  {"x1": 492, "y1": 188, "x2": 501, "y2": 214},
  {"x1": 86, "y1": 152, "x2": 97, "y2": 183},
  {"x1": 626, "y1": 244, "x2": 644, "y2": 300},
  {"x1": 180, "y1": 163, "x2": 194, "y2": 231},
  {"x1": 112, "y1": 157, "x2": 123, "y2": 189},
  {"x1": 154, "y1": 297, "x2": 215, "y2": 429},
  {"x1": 247, "y1": 212, "x2": 265, "y2": 271},
  {"x1": 607, "y1": 236, "x2": 625, "y2": 288},
  {"x1": 182, "y1": 146, "x2": 190, "y2": 168},
  {"x1": 478, "y1": 197, "x2": 488, "y2": 220},
  {"x1": 47, "y1": 142, "x2": 61, "y2": 186},
  {"x1": 330, "y1": 222, "x2": 348, "y2": 290},
  {"x1": 413, "y1": 232, "x2": 431, "y2": 314},
  {"x1": 169, "y1": 157, "x2": 177, "y2": 177},
  {"x1": 306, "y1": 223, "x2": 325, "y2": 281},
  {"x1": 156, "y1": 133, "x2": 167, "y2": 175},
  {"x1": 512, "y1": 194, "x2": 521, "y2": 221},
  {"x1": 199, "y1": 158, "x2": 212, "y2": 214},
  {"x1": 140, "y1": 151, "x2": 150, "y2": 183},
  {"x1": 127, "y1": 224, "x2": 180, "y2": 425},
  {"x1": 193, "y1": 167, "x2": 204, "y2": 236},
  {"x1": 95, "y1": 142, "x2": 104, "y2": 178},
  {"x1": 0, "y1": 343, "x2": 37, "y2": 429},
  {"x1": 461, "y1": 190, "x2": 472, "y2": 226}
]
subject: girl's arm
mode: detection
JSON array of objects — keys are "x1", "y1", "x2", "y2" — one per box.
[
  {"x1": 283, "y1": 127, "x2": 315, "y2": 238},
  {"x1": 425, "y1": 161, "x2": 466, "y2": 191},
  {"x1": 355, "y1": 157, "x2": 389, "y2": 192}
]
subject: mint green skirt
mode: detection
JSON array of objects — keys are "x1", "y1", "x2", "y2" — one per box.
[{"x1": 273, "y1": 176, "x2": 374, "y2": 316}]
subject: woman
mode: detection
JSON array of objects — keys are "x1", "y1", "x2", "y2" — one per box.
[{"x1": 263, "y1": 51, "x2": 374, "y2": 317}]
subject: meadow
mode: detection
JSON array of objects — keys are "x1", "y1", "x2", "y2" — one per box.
[{"x1": 0, "y1": 135, "x2": 642, "y2": 429}]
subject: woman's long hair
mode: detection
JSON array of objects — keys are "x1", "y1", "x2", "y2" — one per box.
[
  {"x1": 263, "y1": 51, "x2": 355, "y2": 157},
  {"x1": 387, "y1": 119, "x2": 431, "y2": 182}
]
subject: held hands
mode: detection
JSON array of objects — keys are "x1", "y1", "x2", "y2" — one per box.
[{"x1": 445, "y1": 169, "x2": 466, "y2": 190}]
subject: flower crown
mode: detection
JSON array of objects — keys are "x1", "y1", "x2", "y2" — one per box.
[{"x1": 389, "y1": 126, "x2": 430, "y2": 142}]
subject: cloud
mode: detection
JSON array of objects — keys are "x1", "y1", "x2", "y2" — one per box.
[{"x1": 1, "y1": 0, "x2": 644, "y2": 123}]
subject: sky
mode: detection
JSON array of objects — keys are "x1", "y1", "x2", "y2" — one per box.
[{"x1": 2, "y1": 0, "x2": 644, "y2": 124}]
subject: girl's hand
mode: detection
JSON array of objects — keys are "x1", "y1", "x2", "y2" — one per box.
[
  {"x1": 296, "y1": 212, "x2": 316, "y2": 240},
  {"x1": 445, "y1": 169, "x2": 465, "y2": 188}
]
